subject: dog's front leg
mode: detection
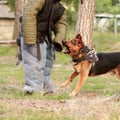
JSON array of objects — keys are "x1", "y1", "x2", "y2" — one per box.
[
  {"x1": 70, "y1": 62, "x2": 92, "y2": 96},
  {"x1": 117, "y1": 64, "x2": 120, "y2": 79},
  {"x1": 70, "y1": 72, "x2": 88, "y2": 96},
  {"x1": 61, "y1": 71, "x2": 79, "y2": 88}
]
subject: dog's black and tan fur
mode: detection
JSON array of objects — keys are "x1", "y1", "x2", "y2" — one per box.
[{"x1": 61, "y1": 34, "x2": 120, "y2": 96}]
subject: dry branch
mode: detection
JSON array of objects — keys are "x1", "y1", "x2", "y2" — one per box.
[{"x1": 98, "y1": 92, "x2": 120, "y2": 102}]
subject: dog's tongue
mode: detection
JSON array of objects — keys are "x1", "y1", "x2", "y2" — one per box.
[{"x1": 63, "y1": 48, "x2": 70, "y2": 54}]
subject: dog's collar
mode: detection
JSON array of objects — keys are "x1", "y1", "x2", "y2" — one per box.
[
  {"x1": 79, "y1": 46, "x2": 90, "y2": 54},
  {"x1": 72, "y1": 46, "x2": 90, "y2": 61},
  {"x1": 73, "y1": 47, "x2": 98, "y2": 63},
  {"x1": 72, "y1": 46, "x2": 90, "y2": 59}
]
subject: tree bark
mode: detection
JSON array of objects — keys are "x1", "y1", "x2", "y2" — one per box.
[
  {"x1": 75, "y1": 0, "x2": 95, "y2": 48},
  {"x1": 13, "y1": 0, "x2": 28, "y2": 39}
]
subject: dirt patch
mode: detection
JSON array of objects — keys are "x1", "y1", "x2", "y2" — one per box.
[{"x1": 0, "y1": 94, "x2": 120, "y2": 120}]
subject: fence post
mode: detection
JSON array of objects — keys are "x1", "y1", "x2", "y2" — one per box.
[{"x1": 114, "y1": 15, "x2": 118, "y2": 37}]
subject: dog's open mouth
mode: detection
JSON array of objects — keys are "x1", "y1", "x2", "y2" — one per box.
[
  {"x1": 62, "y1": 40, "x2": 70, "y2": 54},
  {"x1": 63, "y1": 47, "x2": 70, "y2": 54}
]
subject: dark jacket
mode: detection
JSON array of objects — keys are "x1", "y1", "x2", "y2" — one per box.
[{"x1": 23, "y1": 0, "x2": 67, "y2": 51}]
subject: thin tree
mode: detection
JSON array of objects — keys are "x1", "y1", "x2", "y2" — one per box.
[
  {"x1": 75, "y1": 0, "x2": 95, "y2": 48},
  {"x1": 13, "y1": 0, "x2": 28, "y2": 39}
]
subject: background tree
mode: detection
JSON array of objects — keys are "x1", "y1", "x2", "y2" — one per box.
[
  {"x1": 111, "y1": 0, "x2": 120, "y2": 6},
  {"x1": 96, "y1": 0, "x2": 120, "y2": 14},
  {"x1": 75, "y1": 0, "x2": 95, "y2": 48},
  {"x1": 10, "y1": 0, "x2": 28, "y2": 39},
  {"x1": 63, "y1": 0, "x2": 79, "y2": 26},
  {"x1": 8, "y1": 0, "x2": 120, "y2": 40}
]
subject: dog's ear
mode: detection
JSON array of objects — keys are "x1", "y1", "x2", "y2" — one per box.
[
  {"x1": 76, "y1": 34, "x2": 84, "y2": 46},
  {"x1": 76, "y1": 34, "x2": 81, "y2": 40}
]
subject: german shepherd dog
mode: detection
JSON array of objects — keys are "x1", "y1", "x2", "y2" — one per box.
[{"x1": 61, "y1": 34, "x2": 120, "y2": 96}]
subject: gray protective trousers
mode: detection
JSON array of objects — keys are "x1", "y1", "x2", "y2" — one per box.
[{"x1": 21, "y1": 37, "x2": 54, "y2": 93}]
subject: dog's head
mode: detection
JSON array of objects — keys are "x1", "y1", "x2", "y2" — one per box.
[{"x1": 62, "y1": 34, "x2": 84, "y2": 57}]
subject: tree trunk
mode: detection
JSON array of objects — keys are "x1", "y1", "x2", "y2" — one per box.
[
  {"x1": 75, "y1": 0, "x2": 95, "y2": 48},
  {"x1": 13, "y1": 0, "x2": 28, "y2": 39}
]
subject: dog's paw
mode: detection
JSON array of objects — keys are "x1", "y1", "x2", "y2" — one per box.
[
  {"x1": 61, "y1": 83, "x2": 67, "y2": 88},
  {"x1": 69, "y1": 91, "x2": 78, "y2": 97}
]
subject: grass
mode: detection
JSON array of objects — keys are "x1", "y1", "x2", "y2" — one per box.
[
  {"x1": 82, "y1": 75, "x2": 120, "y2": 95},
  {"x1": 0, "y1": 45, "x2": 17, "y2": 56},
  {"x1": 0, "y1": 63, "x2": 119, "y2": 99},
  {"x1": 93, "y1": 31, "x2": 120, "y2": 52},
  {"x1": 0, "y1": 32, "x2": 120, "y2": 119},
  {"x1": 0, "y1": 104, "x2": 74, "y2": 120}
]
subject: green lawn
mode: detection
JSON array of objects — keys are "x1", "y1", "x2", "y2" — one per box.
[{"x1": 0, "y1": 32, "x2": 120, "y2": 120}]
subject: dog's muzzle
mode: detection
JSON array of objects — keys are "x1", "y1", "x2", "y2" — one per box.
[
  {"x1": 63, "y1": 47, "x2": 70, "y2": 54},
  {"x1": 62, "y1": 40, "x2": 70, "y2": 54}
]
